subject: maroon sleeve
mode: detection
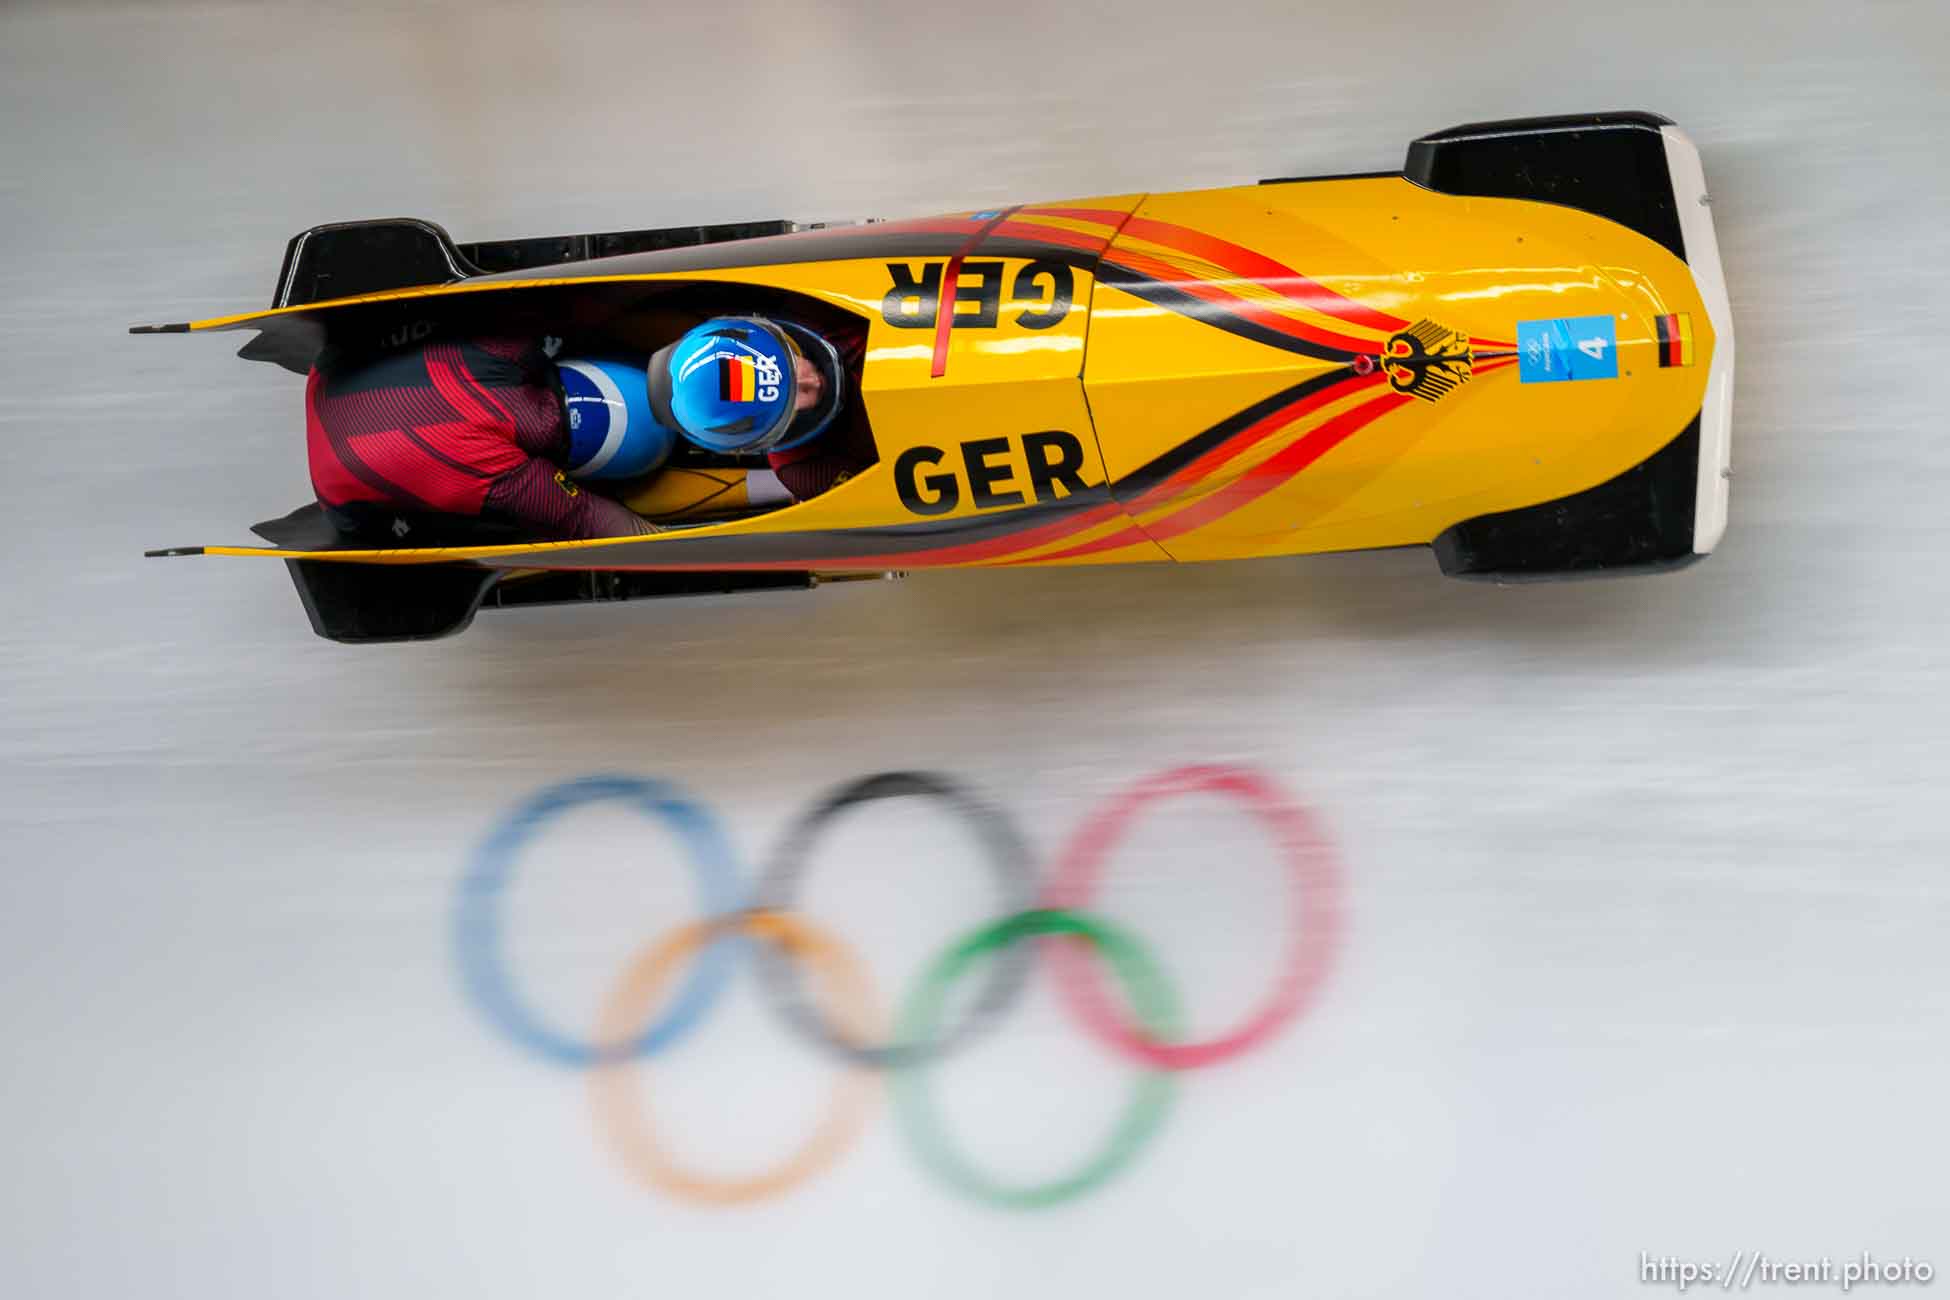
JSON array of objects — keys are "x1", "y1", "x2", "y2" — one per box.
[
  {"x1": 483, "y1": 458, "x2": 656, "y2": 540},
  {"x1": 767, "y1": 322, "x2": 876, "y2": 501}
]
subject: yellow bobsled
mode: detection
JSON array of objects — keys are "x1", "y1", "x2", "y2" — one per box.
[{"x1": 138, "y1": 111, "x2": 1732, "y2": 642}]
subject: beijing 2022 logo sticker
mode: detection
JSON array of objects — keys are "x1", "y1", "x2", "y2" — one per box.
[{"x1": 451, "y1": 765, "x2": 1345, "y2": 1210}]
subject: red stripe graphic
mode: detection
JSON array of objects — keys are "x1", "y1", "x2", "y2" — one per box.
[
  {"x1": 1141, "y1": 389, "x2": 1415, "y2": 544},
  {"x1": 1024, "y1": 376, "x2": 1389, "y2": 564},
  {"x1": 931, "y1": 206, "x2": 1022, "y2": 378},
  {"x1": 1131, "y1": 374, "x2": 1378, "y2": 512},
  {"x1": 1007, "y1": 521, "x2": 1155, "y2": 564},
  {"x1": 1117, "y1": 216, "x2": 1408, "y2": 333},
  {"x1": 1021, "y1": 205, "x2": 1156, "y2": 229},
  {"x1": 861, "y1": 498, "x2": 1130, "y2": 569},
  {"x1": 987, "y1": 217, "x2": 1125, "y2": 257}
]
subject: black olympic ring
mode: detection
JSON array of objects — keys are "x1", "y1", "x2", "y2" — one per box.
[{"x1": 752, "y1": 771, "x2": 1037, "y2": 1067}]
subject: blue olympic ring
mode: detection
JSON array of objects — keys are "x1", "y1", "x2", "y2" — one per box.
[{"x1": 452, "y1": 775, "x2": 747, "y2": 1066}]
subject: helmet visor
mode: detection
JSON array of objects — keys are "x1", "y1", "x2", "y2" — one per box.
[{"x1": 770, "y1": 319, "x2": 846, "y2": 452}]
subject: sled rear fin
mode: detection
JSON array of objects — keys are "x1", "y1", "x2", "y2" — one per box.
[{"x1": 271, "y1": 219, "x2": 479, "y2": 309}]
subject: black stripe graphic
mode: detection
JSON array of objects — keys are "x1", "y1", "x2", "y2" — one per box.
[
  {"x1": 445, "y1": 484, "x2": 1115, "y2": 570},
  {"x1": 1113, "y1": 370, "x2": 1358, "y2": 501},
  {"x1": 1095, "y1": 263, "x2": 1362, "y2": 363}
]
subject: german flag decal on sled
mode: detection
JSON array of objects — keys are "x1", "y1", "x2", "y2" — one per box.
[{"x1": 1655, "y1": 313, "x2": 1696, "y2": 367}]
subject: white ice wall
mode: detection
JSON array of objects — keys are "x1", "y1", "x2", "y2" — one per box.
[{"x1": 3, "y1": 3, "x2": 1947, "y2": 1296}]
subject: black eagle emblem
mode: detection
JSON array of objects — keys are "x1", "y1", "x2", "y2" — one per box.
[{"x1": 1380, "y1": 319, "x2": 1474, "y2": 403}]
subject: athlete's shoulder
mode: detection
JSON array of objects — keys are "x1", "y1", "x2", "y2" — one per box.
[{"x1": 457, "y1": 336, "x2": 554, "y2": 388}]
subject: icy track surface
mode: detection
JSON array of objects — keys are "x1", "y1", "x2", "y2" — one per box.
[{"x1": 3, "y1": 3, "x2": 1948, "y2": 1296}]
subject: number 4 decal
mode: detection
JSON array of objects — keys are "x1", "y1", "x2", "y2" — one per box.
[{"x1": 1515, "y1": 316, "x2": 1620, "y2": 383}]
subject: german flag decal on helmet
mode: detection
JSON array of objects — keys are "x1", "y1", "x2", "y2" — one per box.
[
  {"x1": 1655, "y1": 313, "x2": 1695, "y2": 368},
  {"x1": 720, "y1": 355, "x2": 758, "y2": 401}
]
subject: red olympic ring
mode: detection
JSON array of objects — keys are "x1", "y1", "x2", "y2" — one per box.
[{"x1": 1040, "y1": 764, "x2": 1343, "y2": 1070}]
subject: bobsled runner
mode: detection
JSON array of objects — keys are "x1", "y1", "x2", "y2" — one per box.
[{"x1": 137, "y1": 111, "x2": 1733, "y2": 643}]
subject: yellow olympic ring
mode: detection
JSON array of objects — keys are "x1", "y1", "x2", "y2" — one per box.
[{"x1": 588, "y1": 910, "x2": 883, "y2": 1206}]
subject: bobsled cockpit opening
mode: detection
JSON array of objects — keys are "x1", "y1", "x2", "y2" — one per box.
[
  {"x1": 549, "y1": 282, "x2": 878, "y2": 526},
  {"x1": 269, "y1": 278, "x2": 879, "y2": 544}
]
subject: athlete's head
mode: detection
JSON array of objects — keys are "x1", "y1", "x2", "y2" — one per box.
[
  {"x1": 789, "y1": 352, "x2": 825, "y2": 411},
  {"x1": 647, "y1": 315, "x2": 845, "y2": 455},
  {"x1": 553, "y1": 356, "x2": 678, "y2": 480}
]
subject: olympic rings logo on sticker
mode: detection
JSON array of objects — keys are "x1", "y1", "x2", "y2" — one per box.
[{"x1": 452, "y1": 765, "x2": 1344, "y2": 1210}]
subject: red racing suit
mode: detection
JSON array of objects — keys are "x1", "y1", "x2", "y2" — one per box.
[{"x1": 306, "y1": 337, "x2": 652, "y2": 540}]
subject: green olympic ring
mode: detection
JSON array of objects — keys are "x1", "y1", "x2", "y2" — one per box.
[{"x1": 891, "y1": 909, "x2": 1182, "y2": 1209}]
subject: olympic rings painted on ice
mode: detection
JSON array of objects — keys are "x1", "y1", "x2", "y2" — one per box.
[{"x1": 451, "y1": 764, "x2": 1344, "y2": 1209}]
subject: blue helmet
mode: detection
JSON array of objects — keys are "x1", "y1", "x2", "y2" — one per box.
[
  {"x1": 555, "y1": 356, "x2": 678, "y2": 480},
  {"x1": 648, "y1": 316, "x2": 845, "y2": 455}
]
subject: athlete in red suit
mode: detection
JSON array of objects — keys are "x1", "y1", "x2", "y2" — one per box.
[
  {"x1": 306, "y1": 336, "x2": 655, "y2": 541},
  {"x1": 307, "y1": 312, "x2": 873, "y2": 542}
]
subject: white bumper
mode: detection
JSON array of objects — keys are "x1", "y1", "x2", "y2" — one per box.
[{"x1": 1661, "y1": 125, "x2": 1736, "y2": 555}]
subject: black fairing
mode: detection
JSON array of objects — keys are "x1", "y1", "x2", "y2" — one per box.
[
  {"x1": 1403, "y1": 111, "x2": 1685, "y2": 261},
  {"x1": 286, "y1": 559, "x2": 498, "y2": 643},
  {"x1": 480, "y1": 568, "x2": 815, "y2": 612},
  {"x1": 269, "y1": 218, "x2": 797, "y2": 310},
  {"x1": 252, "y1": 501, "x2": 533, "y2": 551},
  {"x1": 458, "y1": 222, "x2": 793, "y2": 274},
  {"x1": 1432, "y1": 416, "x2": 1701, "y2": 581},
  {"x1": 284, "y1": 555, "x2": 816, "y2": 644}
]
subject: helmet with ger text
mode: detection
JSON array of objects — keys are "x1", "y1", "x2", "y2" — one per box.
[{"x1": 647, "y1": 316, "x2": 845, "y2": 455}]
